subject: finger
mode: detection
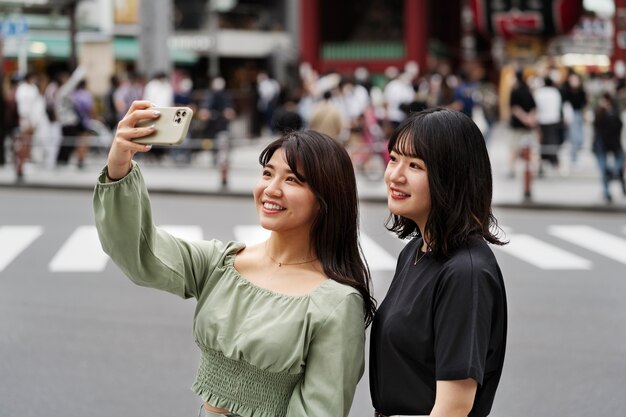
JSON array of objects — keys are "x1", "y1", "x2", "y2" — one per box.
[
  {"x1": 128, "y1": 100, "x2": 154, "y2": 112},
  {"x1": 112, "y1": 135, "x2": 153, "y2": 153},
  {"x1": 118, "y1": 108, "x2": 161, "y2": 129},
  {"x1": 116, "y1": 124, "x2": 157, "y2": 142}
]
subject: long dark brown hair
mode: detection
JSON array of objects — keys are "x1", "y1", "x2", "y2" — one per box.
[
  {"x1": 259, "y1": 130, "x2": 376, "y2": 326},
  {"x1": 386, "y1": 108, "x2": 507, "y2": 259}
]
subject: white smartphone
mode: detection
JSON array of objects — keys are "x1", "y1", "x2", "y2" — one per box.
[{"x1": 134, "y1": 106, "x2": 193, "y2": 146}]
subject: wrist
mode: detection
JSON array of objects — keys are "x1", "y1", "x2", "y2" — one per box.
[{"x1": 106, "y1": 162, "x2": 132, "y2": 181}]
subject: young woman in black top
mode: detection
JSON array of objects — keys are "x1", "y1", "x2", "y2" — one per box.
[{"x1": 370, "y1": 108, "x2": 508, "y2": 417}]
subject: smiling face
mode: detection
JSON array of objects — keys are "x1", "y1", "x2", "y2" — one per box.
[
  {"x1": 253, "y1": 148, "x2": 319, "y2": 236},
  {"x1": 384, "y1": 137, "x2": 431, "y2": 231}
]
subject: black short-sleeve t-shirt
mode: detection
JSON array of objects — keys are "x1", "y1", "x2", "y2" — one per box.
[{"x1": 369, "y1": 237, "x2": 507, "y2": 417}]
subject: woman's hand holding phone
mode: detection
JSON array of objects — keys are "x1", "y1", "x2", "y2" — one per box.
[{"x1": 106, "y1": 100, "x2": 159, "y2": 181}]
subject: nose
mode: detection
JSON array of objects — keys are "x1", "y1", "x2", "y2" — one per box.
[
  {"x1": 264, "y1": 177, "x2": 283, "y2": 197},
  {"x1": 386, "y1": 162, "x2": 405, "y2": 184}
]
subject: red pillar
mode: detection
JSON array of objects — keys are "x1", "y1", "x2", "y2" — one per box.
[
  {"x1": 404, "y1": 0, "x2": 429, "y2": 72},
  {"x1": 613, "y1": 0, "x2": 626, "y2": 74},
  {"x1": 300, "y1": 0, "x2": 320, "y2": 72}
]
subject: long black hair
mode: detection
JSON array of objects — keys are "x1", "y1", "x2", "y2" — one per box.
[
  {"x1": 259, "y1": 130, "x2": 376, "y2": 326},
  {"x1": 386, "y1": 108, "x2": 506, "y2": 258}
]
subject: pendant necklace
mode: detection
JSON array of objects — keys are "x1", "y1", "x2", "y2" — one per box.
[
  {"x1": 265, "y1": 242, "x2": 317, "y2": 267},
  {"x1": 414, "y1": 246, "x2": 428, "y2": 265}
]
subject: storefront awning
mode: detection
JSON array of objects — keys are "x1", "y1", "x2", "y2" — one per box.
[{"x1": 2, "y1": 33, "x2": 198, "y2": 64}]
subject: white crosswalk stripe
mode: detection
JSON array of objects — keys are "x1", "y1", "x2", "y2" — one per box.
[
  {"x1": 0, "y1": 226, "x2": 43, "y2": 272},
  {"x1": 49, "y1": 226, "x2": 109, "y2": 272},
  {"x1": 3, "y1": 224, "x2": 626, "y2": 273},
  {"x1": 494, "y1": 234, "x2": 592, "y2": 270},
  {"x1": 549, "y1": 225, "x2": 626, "y2": 265}
]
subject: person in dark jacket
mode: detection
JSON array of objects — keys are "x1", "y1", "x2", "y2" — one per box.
[{"x1": 593, "y1": 92, "x2": 626, "y2": 203}]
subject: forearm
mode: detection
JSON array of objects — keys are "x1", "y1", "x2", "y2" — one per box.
[{"x1": 429, "y1": 379, "x2": 477, "y2": 417}]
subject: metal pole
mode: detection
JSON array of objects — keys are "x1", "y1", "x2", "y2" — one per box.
[
  {"x1": 138, "y1": 0, "x2": 172, "y2": 77},
  {"x1": 208, "y1": 9, "x2": 219, "y2": 78},
  {"x1": 522, "y1": 138, "x2": 532, "y2": 201},
  {"x1": 67, "y1": 1, "x2": 78, "y2": 71}
]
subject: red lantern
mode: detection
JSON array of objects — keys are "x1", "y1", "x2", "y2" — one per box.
[{"x1": 471, "y1": 0, "x2": 584, "y2": 39}]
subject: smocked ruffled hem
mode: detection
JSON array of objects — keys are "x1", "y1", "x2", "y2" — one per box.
[
  {"x1": 191, "y1": 346, "x2": 302, "y2": 417},
  {"x1": 192, "y1": 384, "x2": 276, "y2": 417}
]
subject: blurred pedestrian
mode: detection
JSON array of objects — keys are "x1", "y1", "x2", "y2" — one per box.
[
  {"x1": 370, "y1": 108, "x2": 507, "y2": 417},
  {"x1": 94, "y1": 101, "x2": 375, "y2": 417},
  {"x1": 561, "y1": 71, "x2": 588, "y2": 172},
  {"x1": 103, "y1": 75, "x2": 120, "y2": 131},
  {"x1": 383, "y1": 69, "x2": 415, "y2": 134},
  {"x1": 308, "y1": 89, "x2": 344, "y2": 141},
  {"x1": 2, "y1": 76, "x2": 19, "y2": 167},
  {"x1": 72, "y1": 80, "x2": 94, "y2": 169},
  {"x1": 508, "y1": 70, "x2": 537, "y2": 178},
  {"x1": 199, "y1": 76, "x2": 235, "y2": 186},
  {"x1": 592, "y1": 92, "x2": 626, "y2": 203},
  {"x1": 272, "y1": 96, "x2": 304, "y2": 135},
  {"x1": 15, "y1": 72, "x2": 50, "y2": 179},
  {"x1": 55, "y1": 65, "x2": 86, "y2": 167},
  {"x1": 534, "y1": 77, "x2": 563, "y2": 176},
  {"x1": 43, "y1": 73, "x2": 63, "y2": 169},
  {"x1": 451, "y1": 70, "x2": 476, "y2": 117},
  {"x1": 257, "y1": 71, "x2": 281, "y2": 134}
]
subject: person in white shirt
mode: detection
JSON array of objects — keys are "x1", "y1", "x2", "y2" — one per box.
[
  {"x1": 533, "y1": 77, "x2": 563, "y2": 176},
  {"x1": 142, "y1": 72, "x2": 173, "y2": 107},
  {"x1": 15, "y1": 72, "x2": 50, "y2": 179}
]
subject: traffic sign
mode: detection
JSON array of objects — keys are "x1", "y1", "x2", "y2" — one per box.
[{"x1": 0, "y1": 16, "x2": 28, "y2": 37}]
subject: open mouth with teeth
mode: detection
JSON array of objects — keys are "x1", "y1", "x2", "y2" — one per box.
[
  {"x1": 391, "y1": 189, "x2": 410, "y2": 198},
  {"x1": 263, "y1": 202, "x2": 286, "y2": 211}
]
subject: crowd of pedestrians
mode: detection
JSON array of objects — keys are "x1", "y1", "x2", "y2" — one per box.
[
  {"x1": 505, "y1": 66, "x2": 625, "y2": 203},
  {"x1": 2, "y1": 60, "x2": 626, "y2": 202}
]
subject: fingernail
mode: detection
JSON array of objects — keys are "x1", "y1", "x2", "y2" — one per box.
[
  {"x1": 145, "y1": 145, "x2": 152, "y2": 150},
  {"x1": 148, "y1": 124, "x2": 156, "y2": 129},
  {"x1": 152, "y1": 110, "x2": 160, "y2": 116}
]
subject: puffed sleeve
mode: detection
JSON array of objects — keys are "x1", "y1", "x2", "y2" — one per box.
[
  {"x1": 286, "y1": 293, "x2": 365, "y2": 417},
  {"x1": 433, "y1": 253, "x2": 500, "y2": 384},
  {"x1": 93, "y1": 162, "x2": 239, "y2": 299}
]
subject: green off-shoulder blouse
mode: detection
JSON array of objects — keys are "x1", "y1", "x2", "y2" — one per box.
[{"x1": 92, "y1": 162, "x2": 366, "y2": 417}]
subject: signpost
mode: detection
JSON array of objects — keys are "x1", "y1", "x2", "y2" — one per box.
[{"x1": 0, "y1": 15, "x2": 29, "y2": 75}]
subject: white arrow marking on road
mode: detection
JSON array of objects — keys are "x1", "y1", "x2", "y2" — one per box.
[
  {"x1": 495, "y1": 234, "x2": 592, "y2": 270},
  {"x1": 50, "y1": 226, "x2": 109, "y2": 272},
  {"x1": 549, "y1": 225, "x2": 626, "y2": 265},
  {"x1": 160, "y1": 225, "x2": 204, "y2": 241},
  {"x1": 0, "y1": 226, "x2": 43, "y2": 272},
  {"x1": 233, "y1": 225, "x2": 396, "y2": 271}
]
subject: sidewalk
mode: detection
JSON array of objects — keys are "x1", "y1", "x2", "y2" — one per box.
[{"x1": 1, "y1": 123, "x2": 625, "y2": 212}]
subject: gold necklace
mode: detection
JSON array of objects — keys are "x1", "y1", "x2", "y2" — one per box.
[
  {"x1": 265, "y1": 242, "x2": 318, "y2": 267},
  {"x1": 414, "y1": 246, "x2": 428, "y2": 265}
]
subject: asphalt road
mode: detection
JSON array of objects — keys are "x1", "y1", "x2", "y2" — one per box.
[{"x1": 1, "y1": 189, "x2": 625, "y2": 417}]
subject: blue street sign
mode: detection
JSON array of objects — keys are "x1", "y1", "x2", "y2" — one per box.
[{"x1": 0, "y1": 17, "x2": 29, "y2": 37}]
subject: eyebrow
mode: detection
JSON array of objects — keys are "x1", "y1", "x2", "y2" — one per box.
[{"x1": 264, "y1": 163, "x2": 295, "y2": 174}]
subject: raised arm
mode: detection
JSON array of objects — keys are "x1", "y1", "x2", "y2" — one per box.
[{"x1": 106, "y1": 100, "x2": 159, "y2": 180}]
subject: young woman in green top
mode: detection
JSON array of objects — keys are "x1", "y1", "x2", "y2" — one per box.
[{"x1": 94, "y1": 100, "x2": 376, "y2": 417}]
